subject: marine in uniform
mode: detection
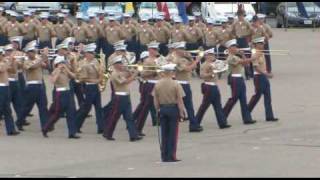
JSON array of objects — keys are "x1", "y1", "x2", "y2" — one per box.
[
  {"x1": 102, "y1": 55, "x2": 142, "y2": 142},
  {"x1": 122, "y1": 13, "x2": 138, "y2": 54},
  {"x1": 42, "y1": 55, "x2": 80, "y2": 139},
  {"x1": 170, "y1": 17, "x2": 190, "y2": 43},
  {"x1": 36, "y1": 14, "x2": 56, "y2": 49},
  {"x1": 203, "y1": 18, "x2": 219, "y2": 50},
  {"x1": 136, "y1": 16, "x2": 156, "y2": 60},
  {"x1": 4, "y1": 11, "x2": 25, "y2": 42},
  {"x1": 0, "y1": 7, "x2": 8, "y2": 46},
  {"x1": 21, "y1": 11, "x2": 37, "y2": 49},
  {"x1": 185, "y1": 16, "x2": 203, "y2": 51},
  {"x1": 71, "y1": 13, "x2": 92, "y2": 45},
  {"x1": 16, "y1": 41, "x2": 50, "y2": 134},
  {"x1": 195, "y1": 48, "x2": 231, "y2": 129},
  {"x1": 217, "y1": 19, "x2": 235, "y2": 60},
  {"x1": 222, "y1": 39, "x2": 256, "y2": 125},
  {"x1": 133, "y1": 42, "x2": 161, "y2": 136},
  {"x1": 75, "y1": 43, "x2": 104, "y2": 134},
  {"x1": 247, "y1": 37, "x2": 278, "y2": 122},
  {"x1": 152, "y1": 63, "x2": 185, "y2": 162},
  {"x1": 0, "y1": 47, "x2": 20, "y2": 136},
  {"x1": 258, "y1": 13, "x2": 273, "y2": 73},
  {"x1": 153, "y1": 15, "x2": 170, "y2": 56},
  {"x1": 54, "y1": 13, "x2": 72, "y2": 46},
  {"x1": 104, "y1": 16, "x2": 125, "y2": 59},
  {"x1": 172, "y1": 41, "x2": 203, "y2": 132}
]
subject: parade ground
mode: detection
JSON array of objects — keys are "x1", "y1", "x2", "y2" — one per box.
[{"x1": 0, "y1": 28, "x2": 320, "y2": 177}]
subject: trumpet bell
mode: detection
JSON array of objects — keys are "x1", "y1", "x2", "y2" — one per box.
[{"x1": 212, "y1": 60, "x2": 229, "y2": 73}]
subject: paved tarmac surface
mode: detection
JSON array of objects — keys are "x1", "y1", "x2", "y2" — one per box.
[{"x1": 0, "y1": 28, "x2": 320, "y2": 177}]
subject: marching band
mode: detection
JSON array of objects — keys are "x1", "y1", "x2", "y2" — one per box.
[{"x1": 0, "y1": 8, "x2": 280, "y2": 162}]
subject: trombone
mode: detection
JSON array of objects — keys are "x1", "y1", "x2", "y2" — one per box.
[{"x1": 188, "y1": 48, "x2": 290, "y2": 56}]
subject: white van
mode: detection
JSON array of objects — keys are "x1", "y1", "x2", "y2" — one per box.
[
  {"x1": 15, "y1": 2, "x2": 61, "y2": 13},
  {"x1": 201, "y1": 2, "x2": 256, "y2": 25}
]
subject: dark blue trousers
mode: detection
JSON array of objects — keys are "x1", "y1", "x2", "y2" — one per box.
[
  {"x1": 22, "y1": 39, "x2": 34, "y2": 49},
  {"x1": 196, "y1": 83, "x2": 227, "y2": 127},
  {"x1": 186, "y1": 42, "x2": 200, "y2": 51},
  {"x1": 159, "y1": 43, "x2": 169, "y2": 56},
  {"x1": 17, "y1": 84, "x2": 49, "y2": 130},
  {"x1": 159, "y1": 104, "x2": 179, "y2": 161},
  {"x1": 133, "y1": 82, "x2": 157, "y2": 133},
  {"x1": 248, "y1": 74, "x2": 275, "y2": 119},
  {"x1": 44, "y1": 90, "x2": 77, "y2": 136},
  {"x1": 180, "y1": 83, "x2": 200, "y2": 129},
  {"x1": 103, "y1": 95, "x2": 139, "y2": 139},
  {"x1": 264, "y1": 41, "x2": 272, "y2": 73},
  {"x1": 38, "y1": 41, "x2": 52, "y2": 49},
  {"x1": 70, "y1": 80, "x2": 85, "y2": 107},
  {"x1": 223, "y1": 77, "x2": 253, "y2": 123},
  {"x1": 104, "y1": 41, "x2": 115, "y2": 60},
  {"x1": 9, "y1": 81, "x2": 23, "y2": 121},
  {"x1": 75, "y1": 84, "x2": 103, "y2": 132},
  {"x1": 237, "y1": 37, "x2": 253, "y2": 79},
  {"x1": 18, "y1": 72, "x2": 26, "y2": 92},
  {"x1": 137, "y1": 43, "x2": 147, "y2": 61},
  {"x1": 0, "y1": 86, "x2": 17, "y2": 134}
]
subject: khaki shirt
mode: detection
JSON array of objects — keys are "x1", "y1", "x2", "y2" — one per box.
[
  {"x1": 37, "y1": 24, "x2": 55, "y2": 42},
  {"x1": 110, "y1": 69, "x2": 130, "y2": 93},
  {"x1": 4, "y1": 22, "x2": 25, "y2": 37},
  {"x1": 173, "y1": 54, "x2": 193, "y2": 81},
  {"x1": 200, "y1": 61, "x2": 217, "y2": 82},
  {"x1": 227, "y1": 54, "x2": 244, "y2": 74},
  {"x1": 87, "y1": 23, "x2": 102, "y2": 43},
  {"x1": 22, "y1": 21, "x2": 37, "y2": 40},
  {"x1": 54, "y1": 23, "x2": 72, "y2": 40},
  {"x1": 0, "y1": 60, "x2": 9, "y2": 84},
  {"x1": 71, "y1": 24, "x2": 91, "y2": 43},
  {"x1": 23, "y1": 57, "x2": 44, "y2": 81},
  {"x1": 186, "y1": 25, "x2": 203, "y2": 43},
  {"x1": 170, "y1": 26, "x2": 190, "y2": 43},
  {"x1": 252, "y1": 52, "x2": 266, "y2": 73},
  {"x1": 52, "y1": 68, "x2": 71, "y2": 88},
  {"x1": 137, "y1": 25, "x2": 156, "y2": 45},
  {"x1": 122, "y1": 23, "x2": 137, "y2": 41},
  {"x1": 251, "y1": 25, "x2": 266, "y2": 40},
  {"x1": 203, "y1": 27, "x2": 219, "y2": 47},
  {"x1": 153, "y1": 25, "x2": 170, "y2": 44},
  {"x1": 263, "y1": 23, "x2": 273, "y2": 38},
  {"x1": 78, "y1": 59, "x2": 100, "y2": 82},
  {"x1": 232, "y1": 20, "x2": 252, "y2": 38},
  {"x1": 218, "y1": 27, "x2": 235, "y2": 46},
  {"x1": 152, "y1": 77, "x2": 185, "y2": 105},
  {"x1": 104, "y1": 25, "x2": 125, "y2": 44}
]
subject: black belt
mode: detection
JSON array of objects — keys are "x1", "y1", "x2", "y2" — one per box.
[{"x1": 160, "y1": 104, "x2": 177, "y2": 108}]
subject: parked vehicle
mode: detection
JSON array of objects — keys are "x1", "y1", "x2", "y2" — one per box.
[
  {"x1": 87, "y1": 2, "x2": 123, "y2": 20},
  {"x1": 276, "y1": 2, "x2": 320, "y2": 28},
  {"x1": 201, "y1": 2, "x2": 256, "y2": 25},
  {"x1": 138, "y1": 2, "x2": 178, "y2": 20},
  {"x1": 15, "y1": 2, "x2": 61, "y2": 13}
]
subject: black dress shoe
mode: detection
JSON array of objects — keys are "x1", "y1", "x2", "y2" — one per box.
[
  {"x1": 22, "y1": 121, "x2": 30, "y2": 126},
  {"x1": 97, "y1": 130, "x2": 104, "y2": 134},
  {"x1": 130, "y1": 136, "x2": 143, "y2": 142},
  {"x1": 8, "y1": 131, "x2": 20, "y2": 136},
  {"x1": 266, "y1": 118, "x2": 279, "y2": 122},
  {"x1": 189, "y1": 126, "x2": 203, "y2": 132},
  {"x1": 163, "y1": 159, "x2": 181, "y2": 162},
  {"x1": 138, "y1": 133, "x2": 146, "y2": 137},
  {"x1": 69, "y1": 135, "x2": 81, "y2": 139},
  {"x1": 244, "y1": 120, "x2": 257, "y2": 125},
  {"x1": 27, "y1": 114, "x2": 33, "y2": 117},
  {"x1": 17, "y1": 125, "x2": 24, "y2": 131},
  {"x1": 47, "y1": 126, "x2": 55, "y2": 132},
  {"x1": 219, "y1": 124, "x2": 232, "y2": 129},
  {"x1": 103, "y1": 135, "x2": 115, "y2": 141},
  {"x1": 42, "y1": 131, "x2": 49, "y2": 138},
  {"x1": 86, "y1": 114, "x2": 92, "y2": 118},
  {"x1": 77, "y1": 129, "x2": 82, "y2": 134}
]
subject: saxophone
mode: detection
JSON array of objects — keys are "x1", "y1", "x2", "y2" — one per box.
[{"x1": 98, "y1": 49, "x2": 107, "y2": 92}]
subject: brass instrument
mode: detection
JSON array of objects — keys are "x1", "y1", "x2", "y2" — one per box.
[
  {"x1": 98, "y1": 49, "x2": 107, "y2": 92},
  {"x1": 189, "y1": 48, "x2": 290, "y2": 56},
  {"x1": 211, "y1": 60, "x2": 229, "y2": 74}
]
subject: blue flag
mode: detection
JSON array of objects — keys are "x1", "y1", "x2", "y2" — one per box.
[
  {"x1": 177, "y1": 2, "x2": 188, "y2": 24},
  {"x1": 80, "y1": 2, "x2": 90, "y2": 16},
  {"x1": 296, "y1": 2, "x2": 308, "y2": 18}
]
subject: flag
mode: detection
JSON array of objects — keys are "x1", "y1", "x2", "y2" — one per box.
[
  {"x1": 80, "y1": 2, "x2": 90, "y2": 16},
  {"x1": 125, "y1": 2, "x2": 134, "y2": 13},
  {"x1": 296, "y1": 2, "x2": 309, "y2": 18},
  {"x1": 156, "y1": 2, "x2": 162, "y2": 11},
  {"x1": 177, "y1": 2, "x2": 188, "y2": 24},
  {"x1": 162, "y1": 2, "x2": 170, "y2": 20}
]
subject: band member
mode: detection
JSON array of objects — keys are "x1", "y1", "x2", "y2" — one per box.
[
  {"x1": 222, "y1": 39, "x2": 256, "y2": 125},
  {"x1": 217, "y1": 19, "x2": 235, "y2": 61},
  {"x1": 185, "y1": 16, "x2": 203, "y2": 51},
  {"x1": 203, "y1": 19, "x2": 219, "y2": 51},
  {"x1": 137, "y1": 16, "x2": 156, "y2": 60},
  {"x1": 153, "y1": 15, "x2": 170, "y2": 56},
  {"x1": 122, "y1": 13, "x2": 138, "y2": 55},
  {"x1": 133, "y1": 42, "x2": 161, "y2": 136},
  {"x1": 42, "y1": 56, "x2": 80, "y2": 139},
  {"x1": 231, "y1": 10, "x2": 254, "y2": 79},
  {"x1": 71, "y1": 13, "x2": 92, "y2": 45},
  {"x1": 194, "y1": 12, "x2": 206, "y2": 31},
  {"x1": 173, "y1": 41, "x2": 203, "y2": 132},
  {"x1": 170, "y1": 17, "x2": 190, "y2": 43},
  {"x1": 4, "y1": 42, "x2": 24, "y2": 126},
  {"x1": 54, "y1": 13, "x2": 72, "y2": 46},
  {"x1": 104, "y1": 16, "x2": 125, "y2": 59},
  {"x1": 195, "y1": 48, "x2": 231, "y2": 129},
  {"x1": 75, "y1": 43, "x2": 104, "y2": 134},
  {"x1": 21, "y1": 11, "x2": 37, "y2": 49},
  {"x1": 4, "y1": 11, "x2": 25, "y2": 41},
  {"x1": 16, "y1": 41, "x2": 50, "y2": 134},
  {"x1": 0, "y1": 7, "x2": 8, "y2": 46},
  {"x1": 87, "y1": 13, "x2": 103, "y2": 46},
  {"x1": 153, "y1": 63, "x2": 185, "y2": 162},
  {"x1": 103, "y1": 55, "x2": 142, "y2": 142},
  {"x1": 36, "y1": 14, "x2": 56, "y2": 49},
  {"x1": 257, "y1": 13, "x2": 273, "y2": 73},
  {"x1": 0, "y1": 47, "x2": 20, "y2": 136},
  {"x1": 248, "y1": 37, "x2": 278, "y2": 122}
]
